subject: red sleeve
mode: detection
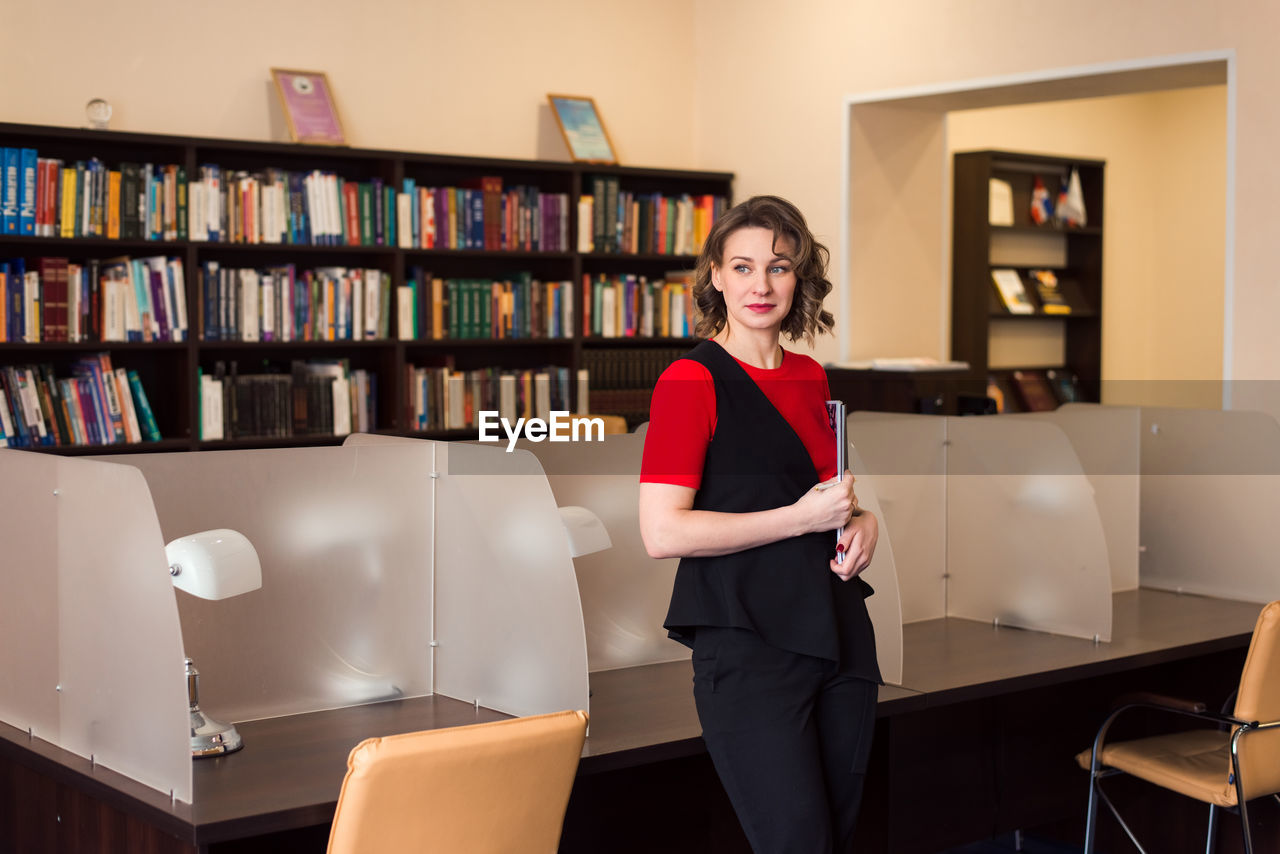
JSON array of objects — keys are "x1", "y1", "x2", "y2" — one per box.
[{"x1": 640, "y1": 358, "x2": 716, "y2": 489}]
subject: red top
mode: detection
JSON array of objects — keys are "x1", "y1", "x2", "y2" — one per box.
[{"x1": 641, "y1": 343, "x2": 836, "y2": 489}]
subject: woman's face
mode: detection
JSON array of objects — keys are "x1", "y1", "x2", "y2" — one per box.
[{"x1": 711, "y1": 226, "x2": 797, "y2": 338}]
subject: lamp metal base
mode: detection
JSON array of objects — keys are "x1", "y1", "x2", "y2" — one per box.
[{"x1": 190, "y1": 708, "x2": 243, "y2": 757}]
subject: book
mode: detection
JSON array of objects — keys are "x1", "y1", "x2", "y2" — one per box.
[
  {"x1": 18, "y1": 148, "x2": 37, "y2": 236},
  {"x1": 81, "y1": 353, "x2": 125, "y2": 442},
  {"x1": 990, "y1": 269, "x2": 1033, "y2": 314},
  {"x1": 0, "y1": 387, "x2": 14, "y2": 447},
  {"x1": 113, "y1": 367, "x2": 141, "y2": 443},
  {"x1": 33, "y1": 364, "x2": 66, "y2": 445},
  {"x1": 1011, "y1": 369, "x2": 1058, "y2": 412},
  {"x1": 23, "y1": 269, "x2": 40, "y2": 343},
  {"x1": 984, "y1": 376, "x2": 1006, "y2": 413},
  {"x1": 1045, "y1": 368, "x2": 1080, "y2": 405},
  {"x1": 534, "y1": 371, "x2": 552, "y2": 421},
  {"x1": 397, "y1": 283, "x2": 415, "y2": 340},
  {"x1": 303, "y1": 360, "x2": 352, "y2": 435},
  {"x1": 14, "y1": 367, "x2": 50, "y2": 445},
  {"x1": 199, "y1": 371, "x2": 223, "y2": 440},
  {"x1": 7, "y1": 259, "x2": 25, "y2": 342},
  {"x1": 168, "y1": 258, "x2": 189, "y2": 341},
  {"x1": 987, "y1": 373, "x2": 1022, "y2": 413},
  {"x1": 56, "y1": 378, "x2": 83, "y2": 445},
  {"x1": 1029, "y1": 269, "x2": 1071, "y2": 314},
  {"x1": 576, "y1": 368, "x2": 590, "y2": 415},
  {"x1": 124, "y1": 369, "x2": 161, "y2": 442},
  {"x1": 1, "y1": 148, "x2": 18, "y2": 234},
  {"x1": 988, "y1": 178, "x2": 1013, "y2": 226},
  {"x1": 577, "y1": 194, "x2": 594, "y2": 252},
  {"x1": 825, "y1": 400, "x2": 849, "y2": 563},
  {"x1": 37, "y1": 258, "x2": 65, "y2": 342}
]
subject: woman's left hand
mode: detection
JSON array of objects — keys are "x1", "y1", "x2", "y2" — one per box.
[{"x1": 830, "y1": 510, "x2": 877, "y2": 581}]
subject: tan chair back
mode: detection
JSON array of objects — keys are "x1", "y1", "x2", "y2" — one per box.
[
  {"x1": 1233, "y1": 601, "x2": 1280, "y2": 800},
  {"x1": 327, "y1": 709, "x2": 588, "y2": 854}
]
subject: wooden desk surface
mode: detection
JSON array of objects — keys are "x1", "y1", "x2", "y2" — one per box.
[
  {"x1": 193, "y1": 694, "x2": 507, "y2": 843},
  {"x1": 0, "y1": 589, "x2": 1262, "y2": 847},
  {"x1": 0, "y1": 694, "x2": 509, "y2": 847},
  {"x1": 900, "y1": 589, "x2": 1261, "y2": 705}
]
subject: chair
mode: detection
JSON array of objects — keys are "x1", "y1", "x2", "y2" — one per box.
[
  {"x1": 1078, "y1": 601, "x2": 1280, "y2": 854},
  {"x1": 327, "y1": 709, "x2": 588, "y2": 854}
]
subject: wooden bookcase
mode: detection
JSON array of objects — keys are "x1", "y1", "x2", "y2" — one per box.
[
  {"x1": 951, "y1": 149, "x2": 1103, "y2": 412},
  {"x1": 0, "y1": 122, "x2": 730, "y2": 452}
]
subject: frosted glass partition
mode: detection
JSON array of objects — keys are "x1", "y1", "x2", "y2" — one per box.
[
  {"x1": 517, "y1": 433, "x2": 686, "y2": 671},
  {"x1": 107, "y1": 444, "x2": 435, "y2": 723},
  {"x1": 946, "y1": 417, "x2": 1112, "y2": 641},
  {"x1": 433, "y1": 441, "x2": 590, "y2": 717},
  {"x1": 1012, "y1": 404, "x2": 1141, "y2": 591},
  {"x1": 1140, "y1": 407, "x2": 1280, "y2": 602},
  {"x1": 848, "y1": 413, "x2": 948, "y2": 622},
  {"x1": 845, "y1": 444, "x2": 904, "y2": 685},
  {"x1": 0, "y1": 452, "x2": 58, "y2": 740},
  {"x1": 0, "y1": 452, "x2": 191, "y2": 802}
]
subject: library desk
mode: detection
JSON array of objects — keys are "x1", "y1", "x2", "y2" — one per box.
[
  {"x1": 562, "y1": 589, "x2": 1269, "y2": 854},
  {"x1": 0, "y1": 590, "x2": 1267, "y2": 854},
  {"x1": 874, "y1": 589, "x2": 1268, "y2": 854}
]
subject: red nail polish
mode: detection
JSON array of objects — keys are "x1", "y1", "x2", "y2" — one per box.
[{"x1": 836, "y1": 544, "x2": 845, "y2": 554}]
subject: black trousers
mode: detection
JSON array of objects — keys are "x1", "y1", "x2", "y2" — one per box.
[{"x1": 693, "y1": 626, "x2": 878, "y2": 854}]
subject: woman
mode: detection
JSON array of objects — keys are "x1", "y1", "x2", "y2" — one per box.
[{"x1": 639, "y1": 195, "x2": 880, "y2": 854}]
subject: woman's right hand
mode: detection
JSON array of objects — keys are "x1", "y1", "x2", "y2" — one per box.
[{"x1": 793, "y1": 472, "x2": 858, "y2": 534}]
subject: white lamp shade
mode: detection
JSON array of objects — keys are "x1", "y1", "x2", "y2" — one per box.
[
  {"x1": 558, "y1": 505, "x2": 612, "y2": 558},
  {"x1": 166, "y1": 529, "x2": 263, "y2": 600}
]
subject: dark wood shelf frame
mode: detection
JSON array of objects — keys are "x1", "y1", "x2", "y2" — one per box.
[
  {"x1": 0, "y1": 122, "x2": 732, "y2": 452},
  {"x1": 952, "y1": 149, "x2": 1104, "y2": 409}
]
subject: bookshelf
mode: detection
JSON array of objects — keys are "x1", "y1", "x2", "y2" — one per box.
[
  {"x1": 0, "y1": 122, "x2": 730, "y2": 452},
  {"x1": 951, "y1": 149, "x2": 1103, "y2": 412}
]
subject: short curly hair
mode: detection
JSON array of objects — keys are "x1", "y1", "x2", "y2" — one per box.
[{"x1": 693, "y1": 195, "x2": 834, "y2": 344}]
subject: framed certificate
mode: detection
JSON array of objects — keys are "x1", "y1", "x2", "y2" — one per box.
[
  {"x1": 271, "y1": 69, "x2": 347, "y2": 146},
  {"x1": 547, "y1": 94, "x2": 617, "y2": 164}
]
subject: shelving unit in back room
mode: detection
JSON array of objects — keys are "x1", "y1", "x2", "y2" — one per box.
[{"x1": 952, "y1": 149, "x2": 1103, "y2": 413}]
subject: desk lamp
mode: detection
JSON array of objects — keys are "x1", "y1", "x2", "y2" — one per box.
[
  {"x1": 557, "y1": 505, "x2": 612, "y2": 558},
  {"x1": 165, "y1": 529, "x2": 262, "y2": 758}
]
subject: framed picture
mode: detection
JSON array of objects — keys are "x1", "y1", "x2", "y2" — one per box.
[
  {"x1": 271, "y1": 69, "x2": 347, "y2": 146},
  {"x1": 547, "y1": 94, "x2": 617, "y2": 164}
]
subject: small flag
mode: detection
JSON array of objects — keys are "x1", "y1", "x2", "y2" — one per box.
[
  {"x1": 1056, "y1": 167, "x2": 1087, "y2": 227},
  {"x1": 1030, "y1": 176, "x2": 1053, "y2": 225}
]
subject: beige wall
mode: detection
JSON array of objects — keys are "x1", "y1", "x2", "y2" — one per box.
[
  {"x1": 846, "y1": 104, "x2": 948, "y2": 364},
  {"x1": 947, "y1": 86, "x2": 1227, "y2": 407},
  {"x1": 2, "y1": 0, "x2": 696, "y2": 167},
  {"x1": 5, "y1": 1, "x2": 1270, "y2": 406},
  {"x1": 695, "y1": 0, "x2": 1280, "y2": 408}
]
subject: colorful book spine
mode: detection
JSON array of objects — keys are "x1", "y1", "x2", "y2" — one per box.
[
  {"x1": 126, "y1": 369, "x2": 161, "y2": 441},
  {"x1": 17, "y1": 148, "x2": 37, "y2": 236},
  {"x1": 1, "y1": 148, "x2": 18, "y2": 234}
]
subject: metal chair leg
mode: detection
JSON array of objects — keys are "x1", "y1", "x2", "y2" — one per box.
[
  {"x1": 1084, "y1": 772, "x2": 1100, "y2": 853},
  {"x1": 1097, "y1": 785, "x2": 1150, "y2": 854},
  {"x1": 1204, "y1": 803, "x2": 1218, "y2": 854},
  {"x1": 1230, "y1": 726, "x2": 1254, "y2": 854}
]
